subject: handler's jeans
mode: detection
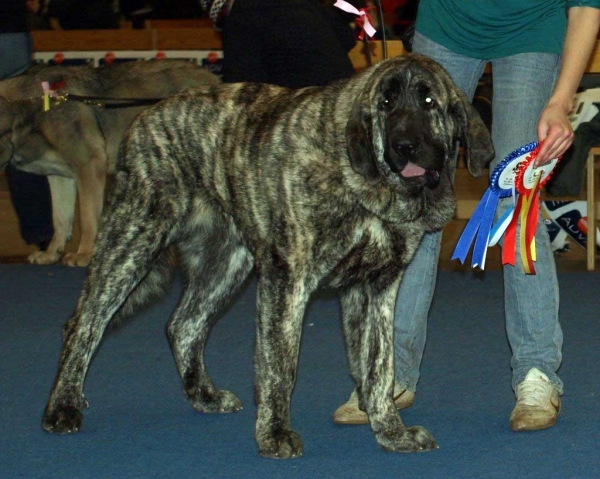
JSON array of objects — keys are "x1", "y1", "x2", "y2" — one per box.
[
  {"x1": 0, "y1": 32, "x2": 31, "y2": 79},
  {"x1": 394, "y1": 32, "x2": 564, "y2": 395}
]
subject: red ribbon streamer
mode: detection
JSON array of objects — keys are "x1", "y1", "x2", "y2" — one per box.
[{"x1": 502, "y1": 194, "x2": 522, "y2": 267}]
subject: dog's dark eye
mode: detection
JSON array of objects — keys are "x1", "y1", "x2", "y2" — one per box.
[
  {"x1": 379, "y1": 90, "x2": 397, "y2": 111},
  {"x1": 424, "y1": 96, "x2": 436, "y2": 109},
  {"x1": 379, "y1": 98, "x2": 391, "y2": 110}
]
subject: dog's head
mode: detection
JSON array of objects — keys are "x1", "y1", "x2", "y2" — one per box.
[
  {"x1": 345, "y1": 54, "x2": 494, "y2": 190},
  {"x1": 0, "y1": 96, "x2": 61, "y2": 173}
]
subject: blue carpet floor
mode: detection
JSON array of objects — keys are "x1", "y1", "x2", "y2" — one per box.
[{"x1": 1, "y1": 264, "x2": 599, "y2": 478}]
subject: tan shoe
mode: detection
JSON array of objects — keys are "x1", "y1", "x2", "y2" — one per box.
[
  {"x1": 333, "y1": 385, "x2": 415, "y2": 425},
  {"x1": 510, "y1": 368, "x2": 561, "y2": 432}
]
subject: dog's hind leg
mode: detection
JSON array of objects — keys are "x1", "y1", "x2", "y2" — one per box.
[
  {"x1": 167, "y1": 210, "x2": 254, "y2": 414},
  {"x1": 42, "y1": 183, "x2": 182, "y2": 434}
]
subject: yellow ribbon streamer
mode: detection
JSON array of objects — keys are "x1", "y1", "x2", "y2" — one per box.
[{"x1": 518, "y1": 173, "x2": 541, "y2": 274}]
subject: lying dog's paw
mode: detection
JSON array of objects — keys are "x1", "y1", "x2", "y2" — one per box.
[
  {"x1": 377, "y1": 425, "x2": 438, "y2": 453},
  {"x1": 61, "y1": 252, "x2": 91, "y2": 267},
  {"x1": 42, "y1": 405, "x2": 83, "y2": 434},
  {"x1": 257, "y1": 429, "x2": 303, "y2": 459},
  {"x1": 187, "y1": 389, "x2": 243, "y2": 414},
  {"x1": 28, "y1": 250, "x2": 61, "y2": 265}
]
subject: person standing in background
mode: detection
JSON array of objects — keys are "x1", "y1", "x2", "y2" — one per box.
[
  {"x1": 200, "y1": 0, "x2": 357, "y2": 88},
  {"x1": 334, "y1": 0, "x2": 600, "y2": 432},
  {"x1": 1, "y1": 0, "x2": 55, "y2": 252},
  {"x1": 0, "y1": 0, "x2": 34, "y2": 78}
]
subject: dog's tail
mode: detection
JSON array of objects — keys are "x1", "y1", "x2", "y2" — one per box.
[
  {"x1": 110, "y1": 247, "x2": 177, "y2": 327},
  {"x1": 62, "y1": 247, "x2": 176, "y2": 339}
]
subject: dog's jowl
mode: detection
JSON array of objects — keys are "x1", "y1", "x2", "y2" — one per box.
[{"x1": 42, "y1": 55, "x2": 493, "y2": 458}]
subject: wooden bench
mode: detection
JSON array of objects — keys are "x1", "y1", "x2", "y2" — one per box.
[
  {"x1": 31, "y1": 28, "x2": 405, "y2": 68},
  {"x1": 586, "y1": 147, "x2": 600, "y2": 270},
  {"x1": 579, "y1": 46, "x2": 600, "y2": 270}
]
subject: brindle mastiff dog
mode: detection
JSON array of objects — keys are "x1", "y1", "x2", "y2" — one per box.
[{"x1": 42, "y1": 55, "x2": 494, "y2": 458}]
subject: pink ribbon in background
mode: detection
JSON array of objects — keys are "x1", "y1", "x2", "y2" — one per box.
[{"x1": 334, "y1": 0, "x2": 377, "y2": 40}]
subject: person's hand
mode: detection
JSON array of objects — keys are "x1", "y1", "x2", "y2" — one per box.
[{"x1": 534, "y1": 102, "x2": 575, "y2": 167}]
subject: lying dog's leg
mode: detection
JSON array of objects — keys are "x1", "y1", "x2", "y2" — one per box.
[
  {"x1": 28, "y1": 176, "x2": 76, "y2": 265},
  {"x1": 254, "y1": 269, "x2": 308, "y2": 459},
  {"x1": 167, "y1": 214, "x2": 254, "y2": 414},
  {"x1": 339, "y1": 281, "x2": 438, "y2": 453}
]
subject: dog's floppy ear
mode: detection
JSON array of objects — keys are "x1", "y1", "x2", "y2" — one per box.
[
  {"x1": 345, "y1": 95, "x2": 381, "y2": 181},
  {"x1": 449, "y1": 89, "x2": 495, "y2": 177}
]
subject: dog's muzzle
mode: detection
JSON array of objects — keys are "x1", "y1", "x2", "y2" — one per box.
[{"x1": 389, "y1": 139, "x2": 442, "y2": 188}]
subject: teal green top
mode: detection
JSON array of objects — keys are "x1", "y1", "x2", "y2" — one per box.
[{"x1": 415, "y1": 0, "x2": 600, "y2": 59}]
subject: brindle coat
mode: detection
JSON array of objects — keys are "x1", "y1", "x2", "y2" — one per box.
[{"x1": 41, "y1": 55, "x2": 494, "y2": 458}]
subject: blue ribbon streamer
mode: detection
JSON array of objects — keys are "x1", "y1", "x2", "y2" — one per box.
[
  {"x1": 471, "y1": 190, "x2": 499, "y2": 269},
  {"x1": 452, "y1": 188, "x2": 493, "y2": 264},
  {"x1": 451, "y1": 188, "x2": 499, "y2": 267}
]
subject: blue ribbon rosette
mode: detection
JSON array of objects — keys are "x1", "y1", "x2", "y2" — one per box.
[{"x1": 451, "y1": 141, "x2": 540, "y2": 270}]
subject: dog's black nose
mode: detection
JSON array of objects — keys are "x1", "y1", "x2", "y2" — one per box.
[{"x1": 393, "y1": 139, "x2": 416, "y2": 158}]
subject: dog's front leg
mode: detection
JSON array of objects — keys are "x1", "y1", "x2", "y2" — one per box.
[
  {"x1": 254, "y1": 272, "x2": 308, "y2": 459},
  {"x1": 63, "y1": 163, "x2": 105, "y2": 267},
  {"x1": 340, "y1": 281, "x2": 438, "y2": 453}
]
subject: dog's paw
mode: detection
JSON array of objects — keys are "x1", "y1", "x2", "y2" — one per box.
[
  {"x1": 42, "y1": 405, "x2": 83, "y2": 434},
  {"x1": 61, "y1": 252, "x2": 91, "y2": 267},
  {"x1": 257, "y1": 429, "x2": 303, "y2": 459},
  {"x1": 188, "y1": 389, "x2": 243, "y2": 414},
  {"x1": 376, "y1": 425, "x2": 438, "y2": 453},
  {"x1": 28, "y1": 250, "x2": 61, "y2": 265}
]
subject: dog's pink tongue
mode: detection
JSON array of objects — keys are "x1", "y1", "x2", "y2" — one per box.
[{"x1": 401, "y1": 162, "x2": 426, "y2": 177}]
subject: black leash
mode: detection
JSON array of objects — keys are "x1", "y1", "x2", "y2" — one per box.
[
  {"x1": 361, "y1": 0, "x2": 387, "y2": 68},
  {"x1": 374, "y1": 0, "x2": 388, "y2": 60},
  {"x1": 58, "y1": 93, "x2": 164, "y2": 109}
]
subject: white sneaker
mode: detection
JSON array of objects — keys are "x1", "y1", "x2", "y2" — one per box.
[
  {"x1": 510, "y1": 368, "x2": 561, "y2": 431},
  {"x1": 333, "y1": 385, "x2": 414, "y2": 425}
]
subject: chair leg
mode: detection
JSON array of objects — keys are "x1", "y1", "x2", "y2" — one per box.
[{"x1": 587, "y1": 151, "x2": 596, "y2": 271}]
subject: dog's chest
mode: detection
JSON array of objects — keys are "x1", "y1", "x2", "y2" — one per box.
[{"x1": 328, "y1": 219, "x2": 412, "y2": 289}]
